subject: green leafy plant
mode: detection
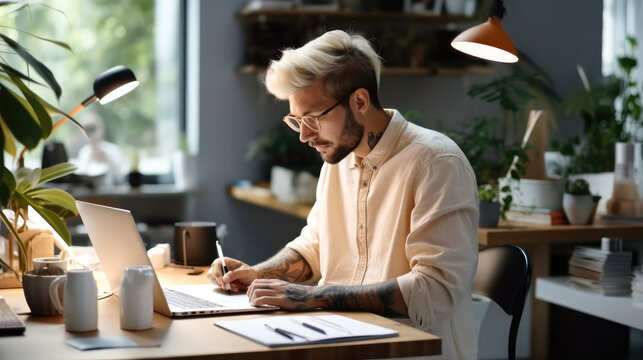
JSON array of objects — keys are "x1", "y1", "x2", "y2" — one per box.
[
  {"x1": 0, "y1": 3, "x2": 83, "y2": 275},
  {"x1": 478, "y1": 184, "x2": 496, "y2": 203},
  {"x1": 450, "y1": 70, "x2": 553, "y2": 218},
  {"x1": 565, "y1": 178, "x2": 591, "y2": 196},
  {"x1": 552, "y1": 36, "x2": 642, "y2": 175}
]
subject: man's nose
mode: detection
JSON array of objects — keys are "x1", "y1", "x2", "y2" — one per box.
[{"x1": 299, "y1": 124, "x2": 318, "y2": 143}]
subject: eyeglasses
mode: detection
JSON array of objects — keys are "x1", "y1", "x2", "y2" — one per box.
[{"x1": 283, "y1": 96, "x2": 347, "y2": 133}]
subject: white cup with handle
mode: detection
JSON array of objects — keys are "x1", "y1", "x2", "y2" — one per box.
[{"x1": 49, "y1": 268, "x2": 98, "y2": 332}]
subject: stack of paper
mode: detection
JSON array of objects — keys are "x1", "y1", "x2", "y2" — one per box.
[
  {"x1": 568, "y1": 246, "x2": 633, "y2": 295},
  {"x1": 215, "y1": 314, "x2": 398, "y2": 347},
  {"x1": 633, "y1": 267, "x2": 643, "y2": 302}
]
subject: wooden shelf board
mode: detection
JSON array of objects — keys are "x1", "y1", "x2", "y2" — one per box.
[
  {"x1": 479, "y1": 222, "x2": 643, "y2": 246},
  {"x1": 237, "y1": 9, "x2": 476, "y2": 22},
  {"x1": 238, "y1": 65, "x2": 492, "y2": 76},
  {"x1": 229, "y1": 185, "x2": 311, "y2": 219}
]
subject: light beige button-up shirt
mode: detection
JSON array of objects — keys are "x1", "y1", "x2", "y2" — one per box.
[{"x1": 286, "y1": 109, "x2": 479, "y2": 359}]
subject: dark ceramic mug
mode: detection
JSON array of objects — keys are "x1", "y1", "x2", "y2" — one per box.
[{"x1": 173, "y1": 221, "x2": 218, "y2": 266}]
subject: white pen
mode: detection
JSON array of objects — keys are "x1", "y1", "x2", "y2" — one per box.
[{"x1": 215, "y1": 240, "x2": 232, "y2": 295}]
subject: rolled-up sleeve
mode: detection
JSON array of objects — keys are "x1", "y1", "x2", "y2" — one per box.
[{"x1": 397, "y1": 154, "x2": 478, "y2": 331}]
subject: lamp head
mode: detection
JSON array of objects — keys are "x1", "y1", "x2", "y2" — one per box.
[
  {"x1": 450, "y1": 0, "x2": 518, "y2": 63},
  {"x1": 93, "y1": 65, "x2": 139, "y2": 105}
]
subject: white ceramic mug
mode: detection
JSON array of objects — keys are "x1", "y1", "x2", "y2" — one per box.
[
  {"x1": 33, "y1": 256, "x2": 68, "y2": 274},
  {"x1": 120, "y1": 265, "x2": 154, "y2": 330},
  {"x1": 49, "y1": 268, "x2": 98, "y2": 332}
]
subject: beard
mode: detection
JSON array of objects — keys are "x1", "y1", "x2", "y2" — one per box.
[{"x1": 312, "y1": 108, "x2": 364, "y2": 164}]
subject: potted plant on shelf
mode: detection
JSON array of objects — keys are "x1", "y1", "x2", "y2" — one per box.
[
  {"x1": 551, "y1": 36, "x2": 642, "y2": 214},
  {"x1": 451, "y1": 68, "x2": 559, "y2": 225},
  {"x1": 478, "y1": 184, "x2": 501, "y2": 228},
  {"x1": 0, "y1": 3, "x2": 83, "y2": 284},
  {"x1": 246, "y1": 125, "x2": 322, "y2": 204},
  {"x1": 563, "y1": 178, "x2": 594, "y2": 225}
]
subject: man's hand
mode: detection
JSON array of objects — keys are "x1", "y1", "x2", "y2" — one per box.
[
  {"x1": 248, "y1": 279, "x2": 319, "y2": 311},
  {"x1": 247, "y1": 278, "x2": 408, "y2": 317},
  {"x1": 207, "y1": 257, "x2": 259, "y2": 293}
]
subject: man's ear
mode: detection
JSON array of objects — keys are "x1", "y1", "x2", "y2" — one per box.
[{"x1": 352, "y1": 88, "x2": 370, "y2": 115}]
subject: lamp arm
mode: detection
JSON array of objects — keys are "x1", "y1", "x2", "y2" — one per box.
[
  {"x1": 489, "y1": 0, "x2": 506, "y2": 19},
  {"x1": 49, "y1": 93, "x2": 96, "y2": 136},
  {"x1": 17, "y1": 93, "x2": 97, "y2": 168}
]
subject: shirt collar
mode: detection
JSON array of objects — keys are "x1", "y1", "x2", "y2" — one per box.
[{"x1": 349, "y1": 109, "x2": 407, "y2": 169}]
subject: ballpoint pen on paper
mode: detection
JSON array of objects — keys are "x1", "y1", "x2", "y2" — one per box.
[
  {"x1": 307, "y1": 316, "x2": 352, "y2": 334},
  {"x1": 264, "y1": 323, "x2": 308, "y2": 341},
  {"x1": 290, "y1": 318, "x2": 326, "y2": 335},
  {"x1": 215, "y1": 240, "x2": 232, "y2": 295}
]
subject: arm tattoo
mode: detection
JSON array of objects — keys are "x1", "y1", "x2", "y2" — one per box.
[
  {"x1": 367, "y1": 132, "x2": 383, "y2": 150},
  {"x1": 284, "y1": 279, "x2": 407, "y2": 317},
  {"x1": 254, "y1": 248, "x2": 313, "y2": 283}
]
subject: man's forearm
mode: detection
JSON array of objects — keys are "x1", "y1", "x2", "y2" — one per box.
[
  {"x1": 254, "y1": 248, "x2": 313, "y2": 283},
  {"x1": 284, "y1": 279, "x2": 408, "y2": 317}
]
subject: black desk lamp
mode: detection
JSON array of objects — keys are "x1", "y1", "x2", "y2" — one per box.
[{"x1": 50, "y1": 65, "x2": 139, "y2": 134}]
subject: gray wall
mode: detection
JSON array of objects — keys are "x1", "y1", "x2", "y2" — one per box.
[{"x1": 190, "y1": 0, "x2": 603, "y2": 263}]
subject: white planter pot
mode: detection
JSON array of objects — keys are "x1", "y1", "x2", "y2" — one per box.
[
  {"x1": 270, "y1": 166, "x2": 318, "y2": 204},
  {"x1": 499, "y1": 178, "x2": 566, "y2": 210},
  {"x1": 563, "y1": 193, "x2": 594, "y2": 225},
  {"x1": 569, "y1": 172, "x2": 613, "y2": 215},
  {"x1": 172, "y1": 152, "x2": 198, "y2": 190}
]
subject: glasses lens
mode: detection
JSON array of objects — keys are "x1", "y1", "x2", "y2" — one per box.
[
  {"x1": 301, "y1": 116, "x2": 320, "y2": 131},
  {"x1": 283, "y1": 116, "x2": 301, "y2": 132}
]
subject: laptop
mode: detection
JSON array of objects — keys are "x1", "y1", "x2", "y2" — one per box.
[{"x1": 76, "y1": 200, "x2": 275, "y2": 317}]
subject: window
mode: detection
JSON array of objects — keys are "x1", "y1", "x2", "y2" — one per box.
[{"x1": 4, "y1": 0, "x2": 185, "y2": 183}]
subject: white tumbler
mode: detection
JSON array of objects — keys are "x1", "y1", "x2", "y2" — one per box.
[{"x1": 120, "y1": 265, "x2": 154, "y2": 330}]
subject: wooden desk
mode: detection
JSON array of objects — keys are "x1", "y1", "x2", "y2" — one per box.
[
  {"x1": 479, "y1": 223, "x2": 643, "y2": 359},
  {"x1": 0, "y1": 267, "x2": 440, "y2": 360}
]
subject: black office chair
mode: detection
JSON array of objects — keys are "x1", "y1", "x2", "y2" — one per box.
[{"x1": 472, "y1": 245, "x2": 532, "y2": 360}]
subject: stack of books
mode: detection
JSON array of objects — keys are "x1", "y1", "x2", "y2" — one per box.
[
  {"x1": 568, "y1": 246, "x2": 633, "y2": 295},
  {"x1": 633, "y1": 266, "x2": 643, "y2": 302},
  {"x1": 504, "y1": 206, "x2": 568, "y2": 225}
]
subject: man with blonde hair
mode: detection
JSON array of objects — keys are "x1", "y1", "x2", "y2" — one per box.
[{"x1": 208, "y1": 30, "x2": 479, "y2": 359}]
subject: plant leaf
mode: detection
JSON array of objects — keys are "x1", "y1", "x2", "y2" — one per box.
[
  {"x1": 25, "y1": 188, "x2": 78, "y2": 216},
  {"x1": 0, "y1": 207, "x2": 28, "y2": 273},
  {"x1": 0, "y1": 33, "x2": 62, "y2": 98},
  {"x1": 28, "y1": 204, "x2": 71, "y2": 246},
  {"x1": 0, "y1": 166, "x2": 15, "y2": 206},
  {"x1": 38, "y1": 162, "x2": 77, "y2": 185},
  {"x1": 1, "y1": 64, "x2": 52, "y2": 137},
  {"x1": 0, "y1": 85, "x2": 42, "y2": 149},
  {"x1": 0, "y1": 64, "x2": 45, "y2": 86},
  {"x1": 0, "y1": 112, "x2": 17, "y2": 157}
]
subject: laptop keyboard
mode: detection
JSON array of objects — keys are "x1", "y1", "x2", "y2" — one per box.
[{"x1": 163, "y1": 288, "x2": 223, "y2": 309}]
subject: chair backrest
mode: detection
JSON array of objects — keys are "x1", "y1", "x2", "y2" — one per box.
[{"x1": 472, "y1": 245, "x2": 532, "y2": 360}]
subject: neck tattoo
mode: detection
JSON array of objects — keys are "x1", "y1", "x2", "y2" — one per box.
[{"x1": 368, "y1": 132, "x2": 383, "y2": 150}]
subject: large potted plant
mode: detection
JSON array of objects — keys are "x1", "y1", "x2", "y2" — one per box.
[
  {"x1": 0, "y1": 3, "x2": 83, "y2": 283},
  {"x1": 451, "y1": 69, "x2": 559, "y2": 224}
]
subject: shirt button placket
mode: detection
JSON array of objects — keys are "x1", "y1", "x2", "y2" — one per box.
[{"x1": 354, "y1": 165, "x2": 373, "y2": 284}]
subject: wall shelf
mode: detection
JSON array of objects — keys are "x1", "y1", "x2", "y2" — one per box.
[
  {"x1": 536, "y1": 276, "x2": 643, "y2": 330},
  {"x1": 238, "y1": 64, "x2": 492, "y2": 76},
  {"x1": 229, "y1": 184, "x2": 311, "y2": 219},
  {"x1": 237, "y1": 9, "x2": 478, "y2": 23}
]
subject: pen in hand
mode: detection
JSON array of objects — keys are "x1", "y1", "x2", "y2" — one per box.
[{"x1": 215, "y1": 240, "x2": 232, "y2": 295}]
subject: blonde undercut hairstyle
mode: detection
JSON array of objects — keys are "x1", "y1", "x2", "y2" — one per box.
[{"x1": 264, "y1": 30, "x2": 383, "y2": 109}]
